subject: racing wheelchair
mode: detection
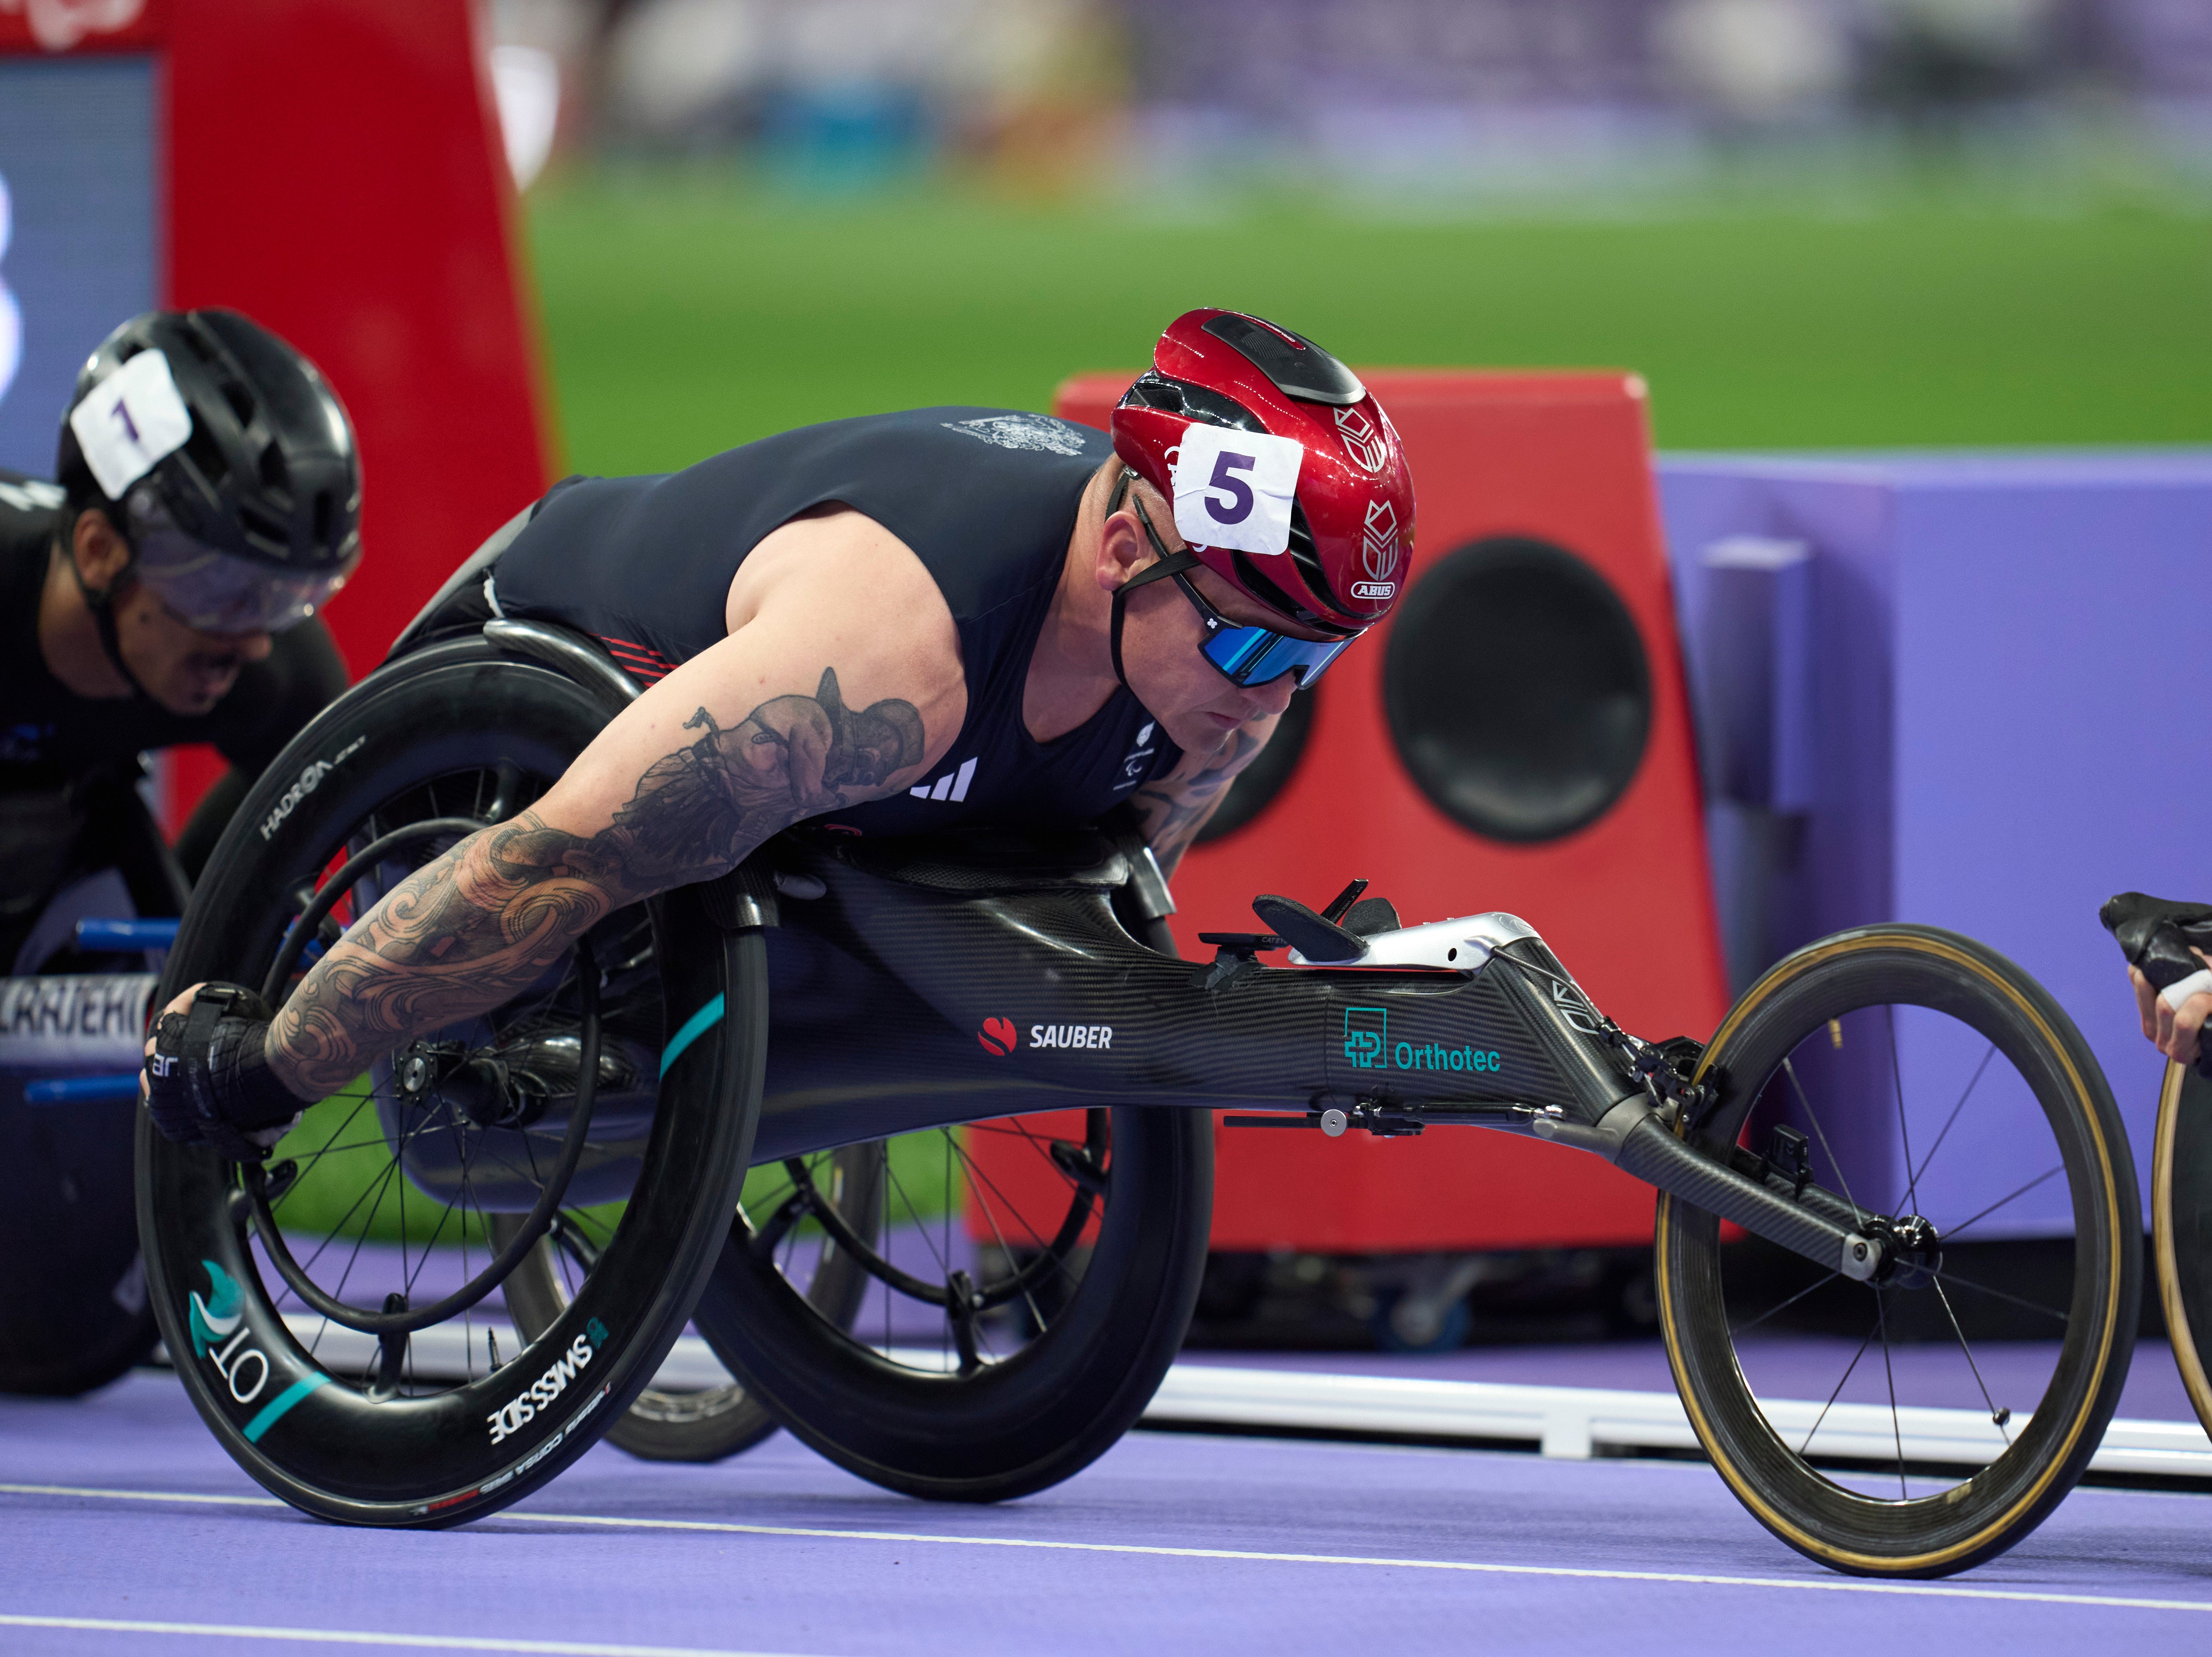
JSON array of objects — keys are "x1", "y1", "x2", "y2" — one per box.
[{"x1": 139, "y1": 617, "x2": 2141, "y2": 1579}]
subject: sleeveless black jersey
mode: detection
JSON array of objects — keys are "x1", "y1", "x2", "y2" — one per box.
[{"x1": 490, "y1": 409, "x2": 1184, "y2": 833}]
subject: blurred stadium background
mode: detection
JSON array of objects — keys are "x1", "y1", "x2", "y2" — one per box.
[
  {"x1": 487, "y1": 0, "x2": 2212, "y2": 474},
  {"x1": 2, "y1": 0, "x2": 2208, "y2": 1349}
]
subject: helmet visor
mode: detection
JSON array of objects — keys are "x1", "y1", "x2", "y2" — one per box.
[{"x1": 127, "y1": 498, "x2": 352, "y2": 634}]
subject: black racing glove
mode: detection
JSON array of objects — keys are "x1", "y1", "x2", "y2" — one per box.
[{"x1": 145, "y1": 983, "x2": 307, "y2": 1162}]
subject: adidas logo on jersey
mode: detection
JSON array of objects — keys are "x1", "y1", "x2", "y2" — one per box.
[{"x1": 910, "y1": 757, "x2": 978, "y2": 802}]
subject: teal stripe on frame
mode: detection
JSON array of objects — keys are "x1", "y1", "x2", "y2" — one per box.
[
  {"x1": 243, "y1": 1373, "x2": 330, "y2": 1443},
  {"x1": 660, "y1": 993, "x2": 725, "y2": 1077}
]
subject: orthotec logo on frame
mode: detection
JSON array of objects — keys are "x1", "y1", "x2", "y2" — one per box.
[{"x1": 1342, "y1": 1006, "x2": 1501, "y2": 1074}]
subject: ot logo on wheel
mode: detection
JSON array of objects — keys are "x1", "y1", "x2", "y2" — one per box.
[{"x1": 978, "y1": 1017, "x2": 1018, "y2": 1056}]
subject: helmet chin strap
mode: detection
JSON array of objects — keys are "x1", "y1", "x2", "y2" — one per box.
[{"x1": 63, "y1": 536, "x2": 153, "y2": 703}]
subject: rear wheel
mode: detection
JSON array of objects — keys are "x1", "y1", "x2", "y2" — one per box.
[
  {"x1": 1657, "y1": 925, "x2": 2138, "y2": 1577},
  {"x1": 137, "y1": 637, "x2": 765, "y2": 1525},
  {"x1": 2151, "y1": 1061, "x2": 2212, "y2": 1437},
  {"x1": 695, "y1": 1102, "x2": 1213, "y2": 1502}
]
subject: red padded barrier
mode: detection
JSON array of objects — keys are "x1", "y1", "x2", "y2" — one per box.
[{"x1": 963, "y1": 371, "x2": 1728, "y2": 1254}]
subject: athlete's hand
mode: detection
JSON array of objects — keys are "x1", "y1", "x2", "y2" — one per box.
[
  {"x1": 2132, "y1": 950, "x2": 2212, "y2": 1067},
  {"x1": 140, "y1": 982, "x2": 208, "y2": 1112},
  {"x1": 140, "y1": 981, "x2": 304, "y2": 1158}
]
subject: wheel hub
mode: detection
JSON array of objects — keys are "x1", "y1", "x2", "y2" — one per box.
[
  {"x1": 1871, "y1": 1212, "x2": 1942, "y2": 1290},
  {"x1": 396, "y1": 1040, "x2": 546, "y2": 1130}
]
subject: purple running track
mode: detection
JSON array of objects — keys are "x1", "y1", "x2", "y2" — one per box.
[{"x1": 2, "y1": 1366, "x2": 2209, "y2": 1657}]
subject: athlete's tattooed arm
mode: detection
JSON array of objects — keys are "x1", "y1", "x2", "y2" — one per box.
[
  {"x1": 262, "y1": 667, "x2": 926, "y2": 1100},
  {"x1": 1133, "y1": 715, "x2": 1278, "y2": 879}
]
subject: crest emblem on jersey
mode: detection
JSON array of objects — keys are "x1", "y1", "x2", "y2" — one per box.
[
  {"x1": 942, "y1": 414, "x2": 1090, "y2": 456},
  {"x1": 1361, "y1": 498, "x2": 1402, "y2": 581},
  {"x1": 1332, "y1": 405, "x2": 1388, "y2": 473}
]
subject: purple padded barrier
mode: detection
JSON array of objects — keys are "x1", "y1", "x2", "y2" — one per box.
[{"x1": 1660, "y1": 451, "x2": 2212, "y2": 1232}]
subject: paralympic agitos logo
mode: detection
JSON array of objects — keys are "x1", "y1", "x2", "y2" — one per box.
[{"x1": 1342, "y1": 1006, "x2": 1500, "y2": 1075}]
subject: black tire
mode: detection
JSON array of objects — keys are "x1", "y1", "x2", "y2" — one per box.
[
  {"x1": 136, "y1": 635, "x2": 765, "y2": 1526},
  {"x1": 1657, "y1": 925, "x2": 2139, "y2": 1577},
  {"x1": 0, "y1": 1087, "x2": 154, "y2": 1396},
  {"x1": 2151, "y1": 1061, "x2": 2212, "y2": 1438},
  {"x1": 495, "y1": 1142, "x2": 881, "y2": 1462},
  {"x1": 695, "y1": 1102, "x2": 1213, "y2": 1502}
]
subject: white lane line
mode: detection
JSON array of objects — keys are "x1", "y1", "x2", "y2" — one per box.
[
  {"x1": 0, "y1": 1482, "x2": 283, "y2": 1508},
  {"x1": 5, "y1": 1482, "x2": 2212, "y2": 1615},
  {"x1": 0, "y1": 1614, "x2": 827, "y2": 1657}
]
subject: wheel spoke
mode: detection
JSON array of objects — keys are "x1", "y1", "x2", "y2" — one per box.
[
  {"x1": 1900, "y1": 1041, "x2": 1996, "y2": 1206},
  {"x1": 1729, "y1": 1269, "x2": 1842, "y2": 1340},
  {"x1": 1932, "y1": 1277, "x2": 2014, "y2": 1443},
  {"x1": 1939, "y1": 1165, "x2": 2065, "y2": 1244},
  {"x1": 882, "y1": 1150, "x2": 958, "y2": 1290},
  {"x1": 1877, "y1": 1289, "x2": 1907, "y2": 1500},
  {"x1": 1925, "y1": 1263, "x2": 2070, "y2": 1325},
  {"x1": 947, "y1": 1134, "x2": 1066, "y2": 1267},
  {"x1": 1782, "y1": 1057, "x2": 1863, "y2": 1219},
  {"x1": 950, "y1": 1137, "x2": 1055, "y2": 1337},
  {"x1": 1797, "y1": 1316, "x2": 1879, "y2": 1457},
  {"x1": 1886, "y1": 1006, "x2": 1920, "y2": 1219}
]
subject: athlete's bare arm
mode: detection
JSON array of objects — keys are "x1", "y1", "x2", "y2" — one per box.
[
  {"x1": 1132, "y1": 710, "x2": 1282, "y2": 879},
  {"x1": 257, "y1": 513, "x2": 966, "y2": 1100}
]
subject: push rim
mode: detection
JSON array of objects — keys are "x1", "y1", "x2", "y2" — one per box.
[{"x1": 740, "y1": 1111, "x2": 1110, "y2": 1380}]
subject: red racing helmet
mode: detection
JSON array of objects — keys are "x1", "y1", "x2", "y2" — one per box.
[{"x1": 1111, "y1": 309, "x2": 1415, "y2": 634}]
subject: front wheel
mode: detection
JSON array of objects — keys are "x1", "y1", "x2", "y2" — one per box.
[{"x1": 1657, "y1": 924, "x2": 2138, "y2": 1577}]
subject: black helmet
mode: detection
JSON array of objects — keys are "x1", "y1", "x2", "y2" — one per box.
[{"x1": 57, "y1": 309, "x2": 361, "y2": 633}]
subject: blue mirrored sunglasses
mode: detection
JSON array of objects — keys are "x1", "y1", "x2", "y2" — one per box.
[{"x1": 1128, "y1": 495, "x2": 1358, "y2": 689}]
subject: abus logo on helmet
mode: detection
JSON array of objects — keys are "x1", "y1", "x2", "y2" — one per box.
[{"x1": 1332, "y1": 405, "x2": 1388, "y2": 473}]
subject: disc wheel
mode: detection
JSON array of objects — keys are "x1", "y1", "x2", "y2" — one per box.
[
  {"x1": 1657, "y1": 924, "x2": 2139, "y2": 1577},
  {"x1": 694, "y1": 1102, "x2": 1213, "y2": 1502},
  {"x1": 137, "y1": 636, "x2": 765, "y2": 1525},
  {"x1": 2152, "y1": 1061, "x2": 2212, "y2": 1437},
  {"x1": 496, "y1": 1144, "x2": 881, "y2": 1461}
]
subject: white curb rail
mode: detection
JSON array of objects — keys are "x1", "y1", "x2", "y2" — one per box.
[{"x1": 1147, "y1": 1361, "x2": 2212, "y2": 1479}]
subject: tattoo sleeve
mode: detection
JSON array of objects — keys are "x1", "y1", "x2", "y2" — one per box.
[
  {"x1": 266, "y1": 668, "x2": 924, "y2": 1100},
  {"x1": 1133, "y1": 720, "x2": 1273, "y2": 880}
]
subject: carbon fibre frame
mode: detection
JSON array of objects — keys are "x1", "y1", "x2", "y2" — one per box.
[{"x1": 374, "y1": 620, "x2": 1891, "y2": 1282}]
